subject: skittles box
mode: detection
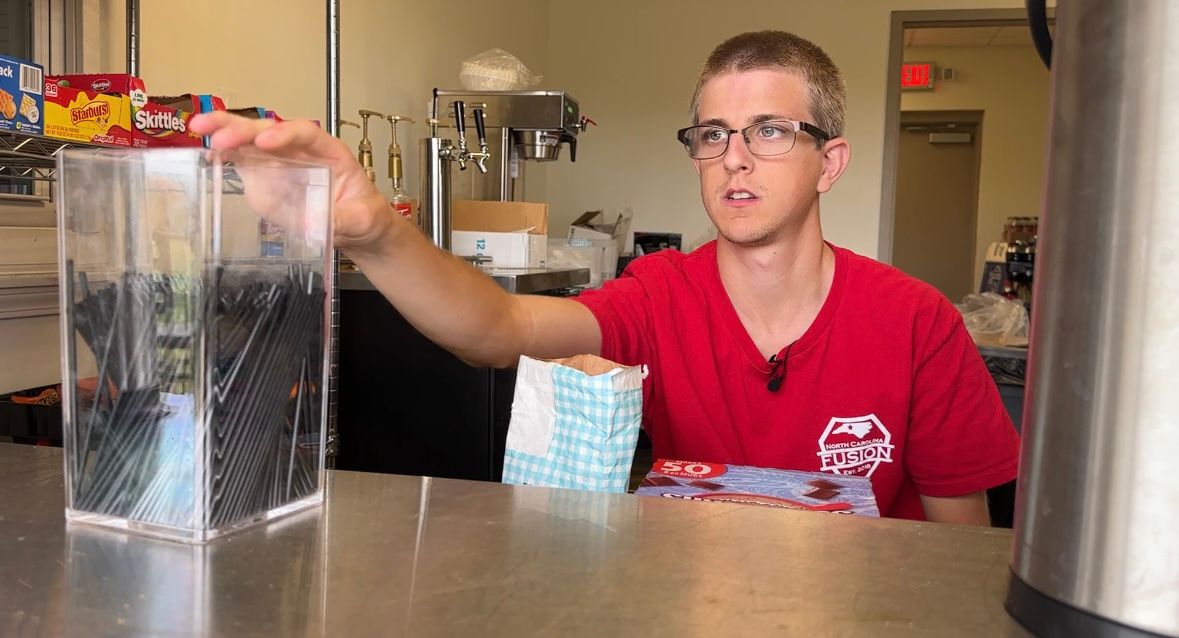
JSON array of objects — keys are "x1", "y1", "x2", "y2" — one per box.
[
  {"x1": 635, "y1": 459, "x2": 880, "y2": 516},
  {"x1": 134, "y1": 100, "x2": 202, "y2": 147},
  {"x1": 0, "y1": 54, "x2": 44, "y2": 136}
]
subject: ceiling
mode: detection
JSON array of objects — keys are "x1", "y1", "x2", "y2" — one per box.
[{"x1": 904, "y1": 26, "x2": 1044, "y2": 48}]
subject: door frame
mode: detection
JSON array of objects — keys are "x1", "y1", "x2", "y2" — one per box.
[
  {"x1": 894, "y1": 109, "x2": 984, "y2": 298},
  {"x1": 877, "y1": 8, "x2": 1050, "y2": 264}
]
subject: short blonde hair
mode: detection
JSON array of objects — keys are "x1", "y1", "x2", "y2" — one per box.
[{"x1": 690, "y1": 30, "x2": 846, "y2": 139}]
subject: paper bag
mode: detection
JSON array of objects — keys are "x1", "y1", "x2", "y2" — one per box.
[{"x1": 503, "y1": 354, "x2": 644, "y2": 493}]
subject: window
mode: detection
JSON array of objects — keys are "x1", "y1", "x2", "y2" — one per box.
[
  {"x1": 0, "y1": 0, "x2": 83, "y2": 201},
  {"x1": 0, "y1": 1, "x2": 35, "y2": 61},
  {"x1": 0, "y1": 1, "x2": 37, "y2": 197}
]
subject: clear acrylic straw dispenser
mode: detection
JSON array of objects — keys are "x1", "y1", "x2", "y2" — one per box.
[{"x1": 56, "y1": 148, "x2": 332, "y2": 542}]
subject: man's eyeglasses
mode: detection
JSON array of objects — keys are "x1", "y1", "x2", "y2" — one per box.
[{"x1": 675, "y1": 120, "x2": 832, "y2": 160}]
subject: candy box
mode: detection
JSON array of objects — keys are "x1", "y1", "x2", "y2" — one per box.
[
  {"x1": 0, "y1": 54, "x2": 44, "y2": 135},
  {"x1": 53, "y1": 73, "x2": 145, "y2": 97},
  {"x1": 152, "y1": 94, "x2": 227, "y2": 147},
  {"x1": 43, "y1": 74, "x2": 145, "y2": 146},
  {"x1": 635, "y1": 459, "x2": 880, "y2": 516},
  {"x1": 152, "y1": 94, "x2": 223, "y2": 115},
  {"x1": 134, "y1": 100, "x2": 202, "y2": 148}
]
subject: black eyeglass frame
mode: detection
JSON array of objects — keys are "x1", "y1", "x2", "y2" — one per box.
[{"x1": 675, "y1": 120, "x2": 833, "y2": 159}]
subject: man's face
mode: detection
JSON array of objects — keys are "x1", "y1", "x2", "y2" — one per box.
[{"x1": 693, "y1": 69, "x2": 830, "y2": 246}]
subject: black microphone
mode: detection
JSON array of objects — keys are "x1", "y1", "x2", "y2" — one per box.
[
  {"x1": 767, "y1": 344, "x2": 793, "y2": 392},
  {"x1": 767, "y1": 354, "x2": 786, "y2": 392}
]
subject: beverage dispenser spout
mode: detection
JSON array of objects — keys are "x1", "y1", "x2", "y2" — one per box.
[{"x1": 357, "y1": 109, "x2": 386, "y2": 182}]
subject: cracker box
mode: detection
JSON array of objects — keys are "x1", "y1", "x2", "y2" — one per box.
[
  {"x1": 44, "y1": 75, "x2": 144, "y2": 146},
  {"x1": 635, "y1": 459, "x2": 880, "y2": 516},
  {"x1": 0, "y1": 54, "x2": 44, "y2": 136}
]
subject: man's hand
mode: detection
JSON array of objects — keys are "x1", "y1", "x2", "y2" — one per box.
[
  {"x1": 189, "y1": 113, "x2": 395, "y2": 250},
  {"x1": 920, "y1": 491, "x2": 991, "y2": 526},
  {"x1": 190, "y1": 112, "x2": 601, "y2": 368}
]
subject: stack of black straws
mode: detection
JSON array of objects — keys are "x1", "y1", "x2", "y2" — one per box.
[{"x1": 67, "y1": 260, "x2": 324, "y2": 531}]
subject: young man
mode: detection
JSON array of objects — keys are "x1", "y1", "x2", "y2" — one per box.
[{"x1": 192, "y1": 31, "x2": 1019, "y2": 524}]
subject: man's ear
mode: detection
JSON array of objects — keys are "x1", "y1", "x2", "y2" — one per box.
[{"x1": 816, "y1": 137, "x2": 851, "y2": 194}]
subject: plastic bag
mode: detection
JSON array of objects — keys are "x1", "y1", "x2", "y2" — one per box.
[
  {"x1": 955, "y1": 293, "x2": 1029, "y2": 347},
  {"x1": 460, "y1": 48, "x2": 543, "y2": 91}
]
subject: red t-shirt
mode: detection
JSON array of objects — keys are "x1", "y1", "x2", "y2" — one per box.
[{"x1": 575, "y1": 241, "x2": 1020, "y2": 520}]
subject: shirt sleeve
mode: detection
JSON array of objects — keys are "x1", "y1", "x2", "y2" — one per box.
[
  {"x1": 903, "y1": 296, "x2": 1021, "y2": 498},
  {"x1": 572, "y1": 265, "x2": 654, "y2": 368}
]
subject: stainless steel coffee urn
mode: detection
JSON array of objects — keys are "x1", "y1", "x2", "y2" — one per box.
[{"x1": 1007, "y1": 1, "x2": 1179, "y2": 636}]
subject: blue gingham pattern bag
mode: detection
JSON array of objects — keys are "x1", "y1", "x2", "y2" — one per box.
[{"x1": 503, "y1": 354, "x2": 645, "y2": 493}]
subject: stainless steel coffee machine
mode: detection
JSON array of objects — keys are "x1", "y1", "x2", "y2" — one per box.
[{"x1": 419, "y1": 89, "x2": 591, "y2": 249}]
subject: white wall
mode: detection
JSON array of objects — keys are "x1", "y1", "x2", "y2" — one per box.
[
  {"x1": 901, "y1": 45, "x2": 1049, "y2": 283},
  {"x1": 543, "y1": 0, "x2": 1033, "y2": 258},
  {"x1": 139, "y1": 0, "x2": 325, "y2": 120}
]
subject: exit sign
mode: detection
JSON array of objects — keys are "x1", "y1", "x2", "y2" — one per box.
[{"x1": 902, "y1": 63, "x2": 935, "y2": 90}]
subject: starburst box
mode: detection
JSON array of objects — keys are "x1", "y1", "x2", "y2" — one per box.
[{"x1": 44, "y1": 74, "x2": 145, "y2": 146}]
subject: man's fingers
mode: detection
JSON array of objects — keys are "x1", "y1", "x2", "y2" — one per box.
[
  {"x1": 253, "y1": 120, "x2": 354, "y2": 166},
  {"x1": 188, "y1": 111, "x2": 235, "y2": 135},
  {"x1": 194, "y1": 113, "x2": 352, "y2": 169},
  {"x1": 205, "y1": 116, "x2": 276, "y2": 151}
]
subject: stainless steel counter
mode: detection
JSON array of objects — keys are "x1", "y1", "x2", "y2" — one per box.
[
  {"x1": 338, "y1": 266, "x2": 590, "y2": 295},
  {"x1": 0, "y1": 443, "x2": 1028, "y2": 637}
]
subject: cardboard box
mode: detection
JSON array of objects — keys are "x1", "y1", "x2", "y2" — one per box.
[
  {"x1": 53, "y1": 74, "x2": 146, "y2": 100},
  {"x1": 152, "y1": 94, "x2": 226, "y2": 115},
  {"x1": 0, "y1": 55, "x2": 44, "y2": 136},
  {"x1": 635, "y1": 459, "x2": 880, "y2": 517},
  {"x1": 453, "y1": 200, "x2": 548, "y2": 235},
  {"x1": 568, "y1": 209, "x2": 631, "y2": 254},
  {"x1": 452, "y1": 230, "x2": 547, "y2": 269},
  {"x1": 229, "y1": 107, "x2": 266, "y2": 119},
  {"x1": 44, "y1": 77, "x2": 139, "y2": 146}
]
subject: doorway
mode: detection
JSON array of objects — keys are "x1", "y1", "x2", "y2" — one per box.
[
  {"x1": 892, "y1": 111, "x2": 981, "y2": 301},
  {"x1": 878, "y1": 9, "x2": 1052, "y2": 281}
]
